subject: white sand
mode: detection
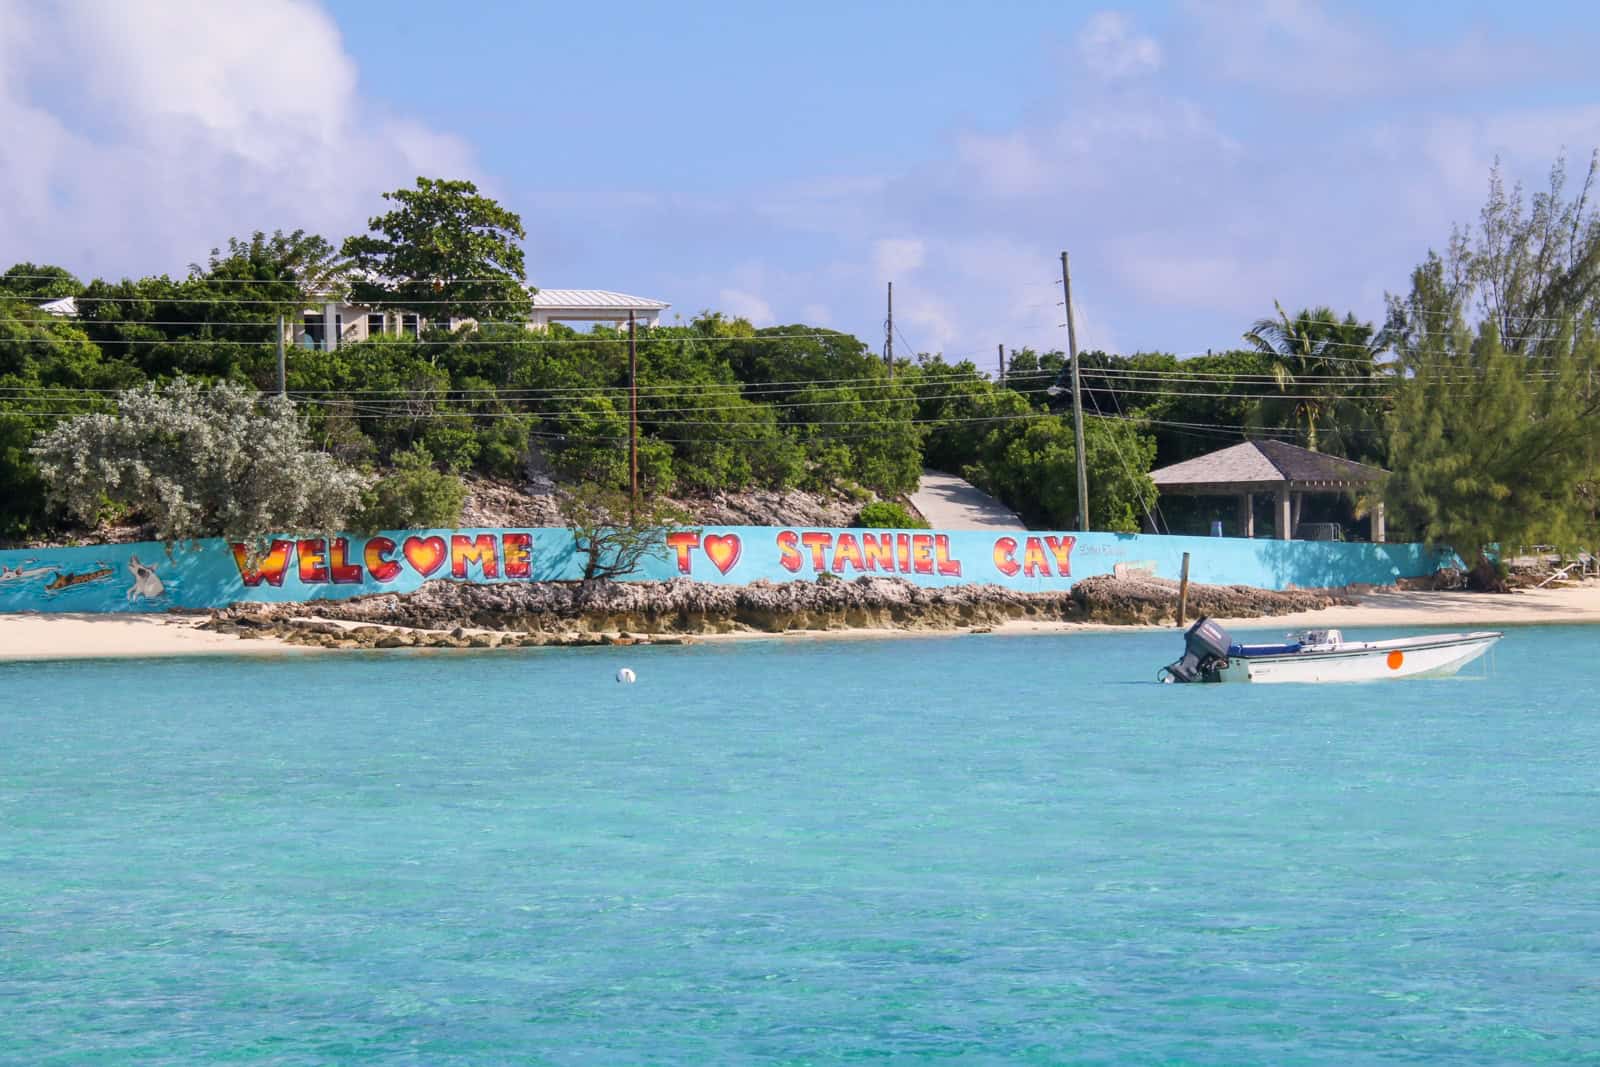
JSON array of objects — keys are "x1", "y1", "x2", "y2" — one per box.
[
  {"x1": 0, "y1": 613, "x2": 305, "y2": 662},
  {"x1": 990, "y1": 581, "x2": 1600, "y2": 636},
  {"x1": 1, "y1": 583, "x2": 1594, "y2": 662},
  {"x1": 1216, "y1": 582, "x2": 1600, "y2": 631}
]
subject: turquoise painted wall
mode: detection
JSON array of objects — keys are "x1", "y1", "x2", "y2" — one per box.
[{"x1": 0, "y1": 528, "x2": 1449, "y2": 614}]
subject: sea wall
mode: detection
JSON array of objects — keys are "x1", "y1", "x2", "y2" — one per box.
[{"x1": 0, "y1": 527, "x2": 1451, "y2": 614}]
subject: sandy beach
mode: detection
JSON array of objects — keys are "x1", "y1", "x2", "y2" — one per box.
[
  {"x1": 1, "y1": 583, "x2": 1595, "y2": 662},
  {"x1": 1214, "y1": 583, "x2": 1600, "y2": 631},
  {"x1": 0, "y1": 613, "x2": 311, "y2": 662},
  {"x1": 982, "y1": 582, "x2": 1600, "y2": 637}
]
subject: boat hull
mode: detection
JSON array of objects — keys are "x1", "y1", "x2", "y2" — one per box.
[{"x1": 1215, "y1": 632, "x2": 1500, "y2": 684}]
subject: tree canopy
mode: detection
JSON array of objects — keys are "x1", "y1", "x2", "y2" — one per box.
[
  {"x1": 343, "y1": 177, "x2": 532, "y2": 323},
  {"x1": 31, "y1": 379, "x2": 364, "y2": 542},
  {"x1": 2, "y1": 156, "x2": 1598, "y2": 556}
]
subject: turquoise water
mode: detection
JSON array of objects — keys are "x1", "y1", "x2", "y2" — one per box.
[{"x1": 3, "y1": 626, "x2": 1598, "y2": 1064}]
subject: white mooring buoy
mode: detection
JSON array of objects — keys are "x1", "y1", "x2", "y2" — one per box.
[{"x1": 616, "y1": 667, "x2": 636, "y2": 684}]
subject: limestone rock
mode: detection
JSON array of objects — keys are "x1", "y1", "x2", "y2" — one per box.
[{"x1": 1069, "y1": 574, "x2": 1351, "y2": 626}]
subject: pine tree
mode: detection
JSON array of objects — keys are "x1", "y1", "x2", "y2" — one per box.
[{"x1": 1385, "y1": 317, "x2": 1600, "y2": 584}]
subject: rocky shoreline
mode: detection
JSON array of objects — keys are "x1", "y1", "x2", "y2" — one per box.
[{"x1": 200, "y1": 574, "x2": 1355, "y2": 651}]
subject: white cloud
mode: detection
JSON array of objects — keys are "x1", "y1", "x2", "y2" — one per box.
[
  {"x1": 872, "y1": 238, "x2": 926, "y2": 280},
  {"x1": 954, "y1": 130, "x2": 1052, "y2": 198},
  {"x1": 718, "y1": 288, "x2": 775, "y2": 326},
  {"x1": 1181, "y1": 0, "x2": 1554, "y2": 99},
  {"x1": 899, "y1": 294, "x2": 959, "y2": 356},
  {"x1": 0, "y1": 0, "x2": 475, "y2": 278},
  {"x1": 801, "y1": 303, "x2": 833, "y2": 325},
  {"x1": 1076, "y1": 11, "x2": 1163, "y2": 79}
]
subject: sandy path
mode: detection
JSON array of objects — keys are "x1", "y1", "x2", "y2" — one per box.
[{"x1": 909, "y1": 470, "x2": 1024, "y2": 529}]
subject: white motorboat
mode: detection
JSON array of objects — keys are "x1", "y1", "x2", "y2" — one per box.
[{"x1": 1161, "y1": 616, "x2": 1501, "y2": 684}]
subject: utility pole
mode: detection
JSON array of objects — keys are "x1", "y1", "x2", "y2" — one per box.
[
  {"x1": 997, "y1": 343, "x2": 1006, "y2": 384},
  {"x1": 276, "y1": 314, "x2": 286, "y2": 397},
  {"x1": 629, "y1": 309, "x2": 639, "y2": 517},
  {"x1": 1061, "y1": 251, "x2": 1090, "y2": 531},
  {"x1": 884, "y1": 281, "x2": 894, "y2": 379}
]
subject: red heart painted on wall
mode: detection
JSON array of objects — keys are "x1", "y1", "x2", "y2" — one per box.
[
  {"x1": 403, "y1": 535, "x2": 447, "y2": 577},
  {"x1": 703, "y1": 533, "x2": 742, "y2": 574}
]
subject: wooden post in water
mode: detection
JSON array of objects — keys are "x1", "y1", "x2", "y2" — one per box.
[{"x1": 1177, "y1": 552, "x2": 1191, "y2": 627}]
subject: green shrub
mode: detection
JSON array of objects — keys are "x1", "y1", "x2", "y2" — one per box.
[
  {"x1": 854, "y1": 501, "x2": 928, "y2": 529},
  {"x1": 355, "y1": 444, "x2": 467, "y2": 531}
]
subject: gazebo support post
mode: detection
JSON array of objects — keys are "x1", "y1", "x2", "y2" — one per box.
[
  {"x1": 1276, "y1": 486, "x2": 1292, "y2": 540},
  {"x1": 1237, "y1": 493, "x2": 1254, "y2": 538},
  {"x1": 1373, "y1": 501, "x2": 1386, "y2": 543},
  {"x1": 1291, "y1": 491, "x2": 1303, "y2": 535}
]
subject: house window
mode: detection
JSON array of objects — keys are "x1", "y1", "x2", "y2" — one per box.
[
  {"x1": 300, "y1": 313, "x2": 324, "y2": 351},
  {"x1": 402, "y1": 314, "x2": 420, "y2": 337},
  {"x1": 367, "y1": 313, "x2": 386, "y2": 338}
]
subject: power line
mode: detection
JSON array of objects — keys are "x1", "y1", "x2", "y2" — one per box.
[{"x1": 0, "y1": 367, "x2": 1062, "y2": 400}]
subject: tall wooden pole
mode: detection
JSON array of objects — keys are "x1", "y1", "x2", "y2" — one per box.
[
  {"x1": 1177, "y1": 552, "x2": 1191, "y2": 627},
  {"x1": 629, "y1": 309, "x2": 638, "y2": 515},
  {"x1": 997, "y1": 343, "x2": 1005, "y2": 384},
  {"x1": 276, "y1": 314, "x2": 286, "y2": 397},
  {"x1": 885, "y1": 281, "x2": 894, "y2": 379},
  {"x1": 1061, "y1": 251, "x2": 1090, "y2": 531}
]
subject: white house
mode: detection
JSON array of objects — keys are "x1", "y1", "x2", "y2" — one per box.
[
  {"x1": 290, "y1": 288, "x2": 670, "y2": 350},
  {"x1": 38, "y1": 289, "x2": 671, "y2": 351}
]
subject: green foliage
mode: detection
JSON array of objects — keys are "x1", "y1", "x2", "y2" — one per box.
[
  {"x1": 354, "y1": 444, "x2": 467, "y2": 531},
  {"x1": 0, "y1": 263, "x2": 82, "y2": 301},
  {"x1": 954, "y1": 415, "x2": 1154, "y2": 533},
  {"x1": 1242, "y1": 302, "x2": 1387, "y2": 457},
  {"x1": 0, "y1": 413, "x2": 52, "y2": 538},
  {"x1": 854, "y1": 501, "x2": 928, "y2": 529},
  {"x1": 30, "y1": 378, "x2": 364, "y2": 541},
  {"x1": 1384, "y1": 318, "x2": 1600, "y2": 560},
  {"x1": 1381, "y1": 152, "x2": 1600, "y2": 557},
  {"x1": 911, "y1": 357, "x2": 1033, "y2": 473},
  {"x1": 1436, "y1": 152, "x2": 1600, "y2": 352},
  {"x1": 1000, "y1": 347, "x2": 1066, "y2": 389},
  {"x1": 343, "y1": 177, "x2": 532, "y2": 322},
  {"x1": 962, "y1": 415, "x2": 1157, "y2": 532},
  {"x1": 200, "y1": 229, "x2": 346, "y2": 315}
]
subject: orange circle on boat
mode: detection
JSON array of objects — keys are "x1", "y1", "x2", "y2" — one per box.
[{"x1": 1386, "y1": 650, "x2": 1404, "y2": 670}]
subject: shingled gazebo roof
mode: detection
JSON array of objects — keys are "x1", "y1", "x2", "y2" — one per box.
[{"x1": 1149, "y1": 439, "x2": 1385, "y2": 495}]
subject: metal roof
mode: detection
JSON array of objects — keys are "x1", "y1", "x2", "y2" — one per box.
[
  {"x1": 37, "y1": 296, "x2": 77, "y2": 316},
  {"x1": 530, "y1": 289, "x2": 669, "y2": 310},
  {"x1": 1150, "y1": 439, "x2": 1385, "y2": 492}
]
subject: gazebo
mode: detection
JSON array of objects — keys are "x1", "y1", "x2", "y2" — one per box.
[{"x1": 1148, "y1": 439, "x2": 1387, "y2": 541}]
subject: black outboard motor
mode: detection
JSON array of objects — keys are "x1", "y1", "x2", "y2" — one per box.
[{"x1": 1163, "y1": 616, "x2": 1233, "y2": 683}]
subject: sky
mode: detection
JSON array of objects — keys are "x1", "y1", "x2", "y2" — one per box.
[{"x1": 2, "y1": 0, "x2": 1598, "y2": 363}]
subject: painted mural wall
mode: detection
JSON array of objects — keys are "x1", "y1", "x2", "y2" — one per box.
[{"x1": 0, "y1": 527, "x2": 1449, "y2": 614}]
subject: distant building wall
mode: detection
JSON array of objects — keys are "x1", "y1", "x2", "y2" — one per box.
[{"x1": 0, "y1": 528, "x2": 1450, "y2": 615}]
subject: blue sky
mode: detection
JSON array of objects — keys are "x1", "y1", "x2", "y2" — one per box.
[{"x1": 2, "y1": 1, "x2": 1597, "y2": 361}]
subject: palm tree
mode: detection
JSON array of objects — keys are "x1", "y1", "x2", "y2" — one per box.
[{"x1": 1242, "y1": 301, "x2": 1390, "y2": 457}]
